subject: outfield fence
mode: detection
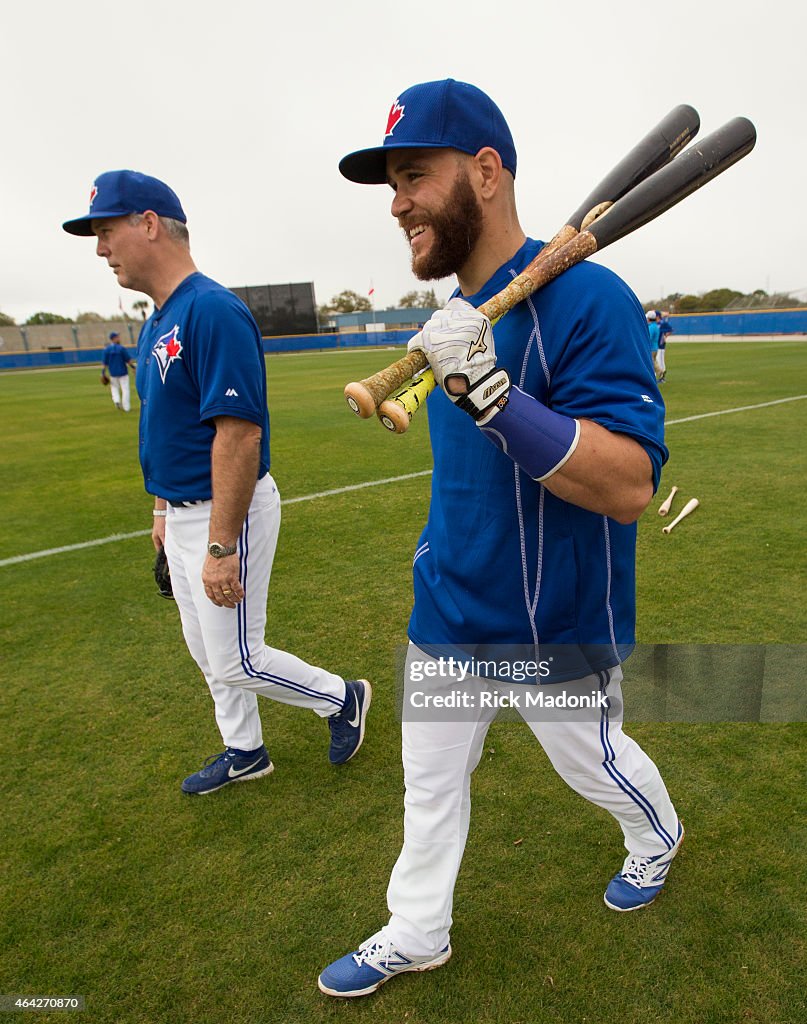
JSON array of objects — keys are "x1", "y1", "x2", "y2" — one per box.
[{"x1": 2, "y1": 308, "x2": 807, "y2": 371}]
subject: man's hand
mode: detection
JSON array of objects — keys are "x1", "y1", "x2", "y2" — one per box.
[
  {"x1": 152, "y1": 516, "x2": 166, "y2": 551},
  {"x1": 408, "y1": 297, "x2": 497, "y2": 394},
  {"x1": 202, "y1": 553, "x2": 244, "y2": 608},
  {"x1": 408, "y1": 298, "x2": 511, "y2": 422}
]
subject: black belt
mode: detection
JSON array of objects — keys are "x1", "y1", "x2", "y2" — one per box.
[{"x1": 168, "y1": 471, "x2": 267, "y2": 508}]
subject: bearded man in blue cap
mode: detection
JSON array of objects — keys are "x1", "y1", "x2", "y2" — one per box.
[{"x1": 318, "y1": 79, "x2": 682, "y2": 998}]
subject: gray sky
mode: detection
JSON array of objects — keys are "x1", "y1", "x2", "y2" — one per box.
[{"x1": 3, "y1": 0, "x2": 805, "y2": 323}]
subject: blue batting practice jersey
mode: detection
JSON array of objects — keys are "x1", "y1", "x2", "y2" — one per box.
[
  {"x1": 408, "y1": 238, "x2": 667, "y2": 675},
  {"x1": 102, "y1": 342, "x2": 132, "y2": 377},
  {"x1": 135, "y1": 273, "x2": 270, "y2": 502}
]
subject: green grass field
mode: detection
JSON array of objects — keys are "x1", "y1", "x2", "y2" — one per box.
[{"x1": 1, "y1": 342, "x2": 805, "y2": 1024}]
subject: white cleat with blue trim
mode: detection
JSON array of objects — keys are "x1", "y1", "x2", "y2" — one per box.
[
  {"x1": 604, "y1": 821, "x2": 684, "y2": 911},
  {"x1": 318, "y1": 931, "x2": 451, "y2": 998}
]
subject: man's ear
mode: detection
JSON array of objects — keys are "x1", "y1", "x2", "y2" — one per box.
[
  {"x1": 474, "y1": 147, "x2": 503, "y2": 198},
  {"x1": 142, "y1": 210, "x2": 161, "y2": 238}
]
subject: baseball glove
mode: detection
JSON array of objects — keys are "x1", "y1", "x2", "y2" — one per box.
[
  {"x1": 153, "y1": 546, "x2": 174, "y2": 599},
  {"x1": 101, "y1": 373, "x2": 110, "y2": 386}
]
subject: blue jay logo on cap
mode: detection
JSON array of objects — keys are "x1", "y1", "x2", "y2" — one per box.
[
  {"x1": 89, "y1": 184, "x2": 98, "y2": 207},
  {"x1": 385, "y1": 99, "x2": 405, "y2": 138},
  {"x1": 153, "y1": 325, "x2": 183, "y2": 383}
]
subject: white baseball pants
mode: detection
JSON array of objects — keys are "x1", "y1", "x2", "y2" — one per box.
[
  {"x1": 164, "y1": 473, "x2": 347, "y2": 751},
  {"x1": 109, "y1": 374, "x2": 131, "y2": 411},
  {"x1": 383, "y1": 645, "x2": 678, "y2": 956}
]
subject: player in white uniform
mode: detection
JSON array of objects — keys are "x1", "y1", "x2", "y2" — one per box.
[
  {"x1": 64, "y1": 170, "x2": 371, "y2": 793},
  {"x1": 318, "y1": 80, "x2": 682, "y2": 998},
  {"x1": 101, "y1": 331, "x2": 135, "y2": 411}
]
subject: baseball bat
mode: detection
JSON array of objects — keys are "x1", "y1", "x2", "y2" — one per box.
[
  {"x1": 345, "y1": 103, "x2": 701, "y2": 420},
  {"x1": 662, "y1": 497, "x2": 699, "y2": 534},
  {"x1": 364, "y1": 115, "x2": 757, "y2": 434},
  {"x1": 658, "y1": 485, "x2": 679, "y2": 516}
]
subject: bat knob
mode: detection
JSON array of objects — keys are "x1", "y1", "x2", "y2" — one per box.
[
  {"x1": 344, "y1": 382, "x2": 377, "y2": 418},
  {"x1": 377, "y1": 399, "x2": 411, "y2": 434}
]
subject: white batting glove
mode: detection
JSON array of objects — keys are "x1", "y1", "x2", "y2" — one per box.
[{"x1": 408, "y1": 297, "x2": 511, "y2": 422}]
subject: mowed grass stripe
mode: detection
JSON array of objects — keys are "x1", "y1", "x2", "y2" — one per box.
[
  {"x1": 1, "y1": 391, "x2": 803, "y2": 569},
  {"x1": 0, "y1": 470, "x2": 433, "y2": 568}
]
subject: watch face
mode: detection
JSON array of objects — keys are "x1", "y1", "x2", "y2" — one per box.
[{"x1": 208, "y1": 542, "x2": 236, "y2": 558}]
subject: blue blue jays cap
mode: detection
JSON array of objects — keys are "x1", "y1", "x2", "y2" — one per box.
[
  {"x1": 62, "y1": 170, "x2": 187, "y2": 236},
  {"x1": 108, "y1": 331, "x2": 120, "y2": 340},
  {"x1": 339, "y1": 79, "x2": 517, "y2": 185}
]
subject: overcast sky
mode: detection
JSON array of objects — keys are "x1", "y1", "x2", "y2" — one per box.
[{"x1": 3, "y1": 0, "x2": 805, "y2": 323}]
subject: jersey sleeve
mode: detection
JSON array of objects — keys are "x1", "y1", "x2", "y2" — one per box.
[
  {"x1": 541, "y1": 264, "x2": 668, "y2": 490},
  {"x1": 187, "y1": 292, "x2": 267, "y2": 426}
]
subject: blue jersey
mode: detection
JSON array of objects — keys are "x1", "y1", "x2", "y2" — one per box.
[
  {"x1": 102, "y1": 342, "x2": 132, "y2": 377},
  {"x1": 135, "y1": 273, "x2": 270, "y2": 502},
  {"x1": 657, "y1": 316, "x2": 673, "y2": 348},
  {"x1": 647, "y1": 321, "x2": 661, "y2": 352},
  {"x1": 408, "y1": 238, "x2": 667, "y2": 672}
]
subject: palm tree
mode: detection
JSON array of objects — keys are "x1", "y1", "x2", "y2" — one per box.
[{"x1": 132, "y1": 299, "x2": 149, "y2": 320}]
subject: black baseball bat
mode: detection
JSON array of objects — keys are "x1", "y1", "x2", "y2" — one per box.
[
  {"x1": 586, "y1": 116, "x2": 756, "y2": 248},
  {"x1": 563, "y1": 103, "x2": 700, "y2": 232}
]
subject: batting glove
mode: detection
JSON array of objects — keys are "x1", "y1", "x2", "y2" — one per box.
[{"x1": 407, "y1": 298, "x2": 511, "y2": 423}]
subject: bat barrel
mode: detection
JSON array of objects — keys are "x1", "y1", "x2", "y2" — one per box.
[
  {"x1": 564, "y1": 104, "x2": 700, "y2": 231},
  {"x1": 588, "y1": 118, "x2": 757, "y2": 251}
]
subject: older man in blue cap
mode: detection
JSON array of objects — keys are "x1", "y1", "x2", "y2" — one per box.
[{"x1": 63, "y1": 170, "x2": 371, "y2": 794}]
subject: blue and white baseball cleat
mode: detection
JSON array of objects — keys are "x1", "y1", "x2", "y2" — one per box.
[
  {"x1": 318, "y1": 932, "x2": 451, "y2": 998},
  {"x1": 328, "y1": 679, "x2": 372, "y2": 765},
  {"x1": 180, "y1": 745, "x2": 274, "y2": 795},
  {"x1": 604, "y1": 822, "x2": 684, "y2": 911}
]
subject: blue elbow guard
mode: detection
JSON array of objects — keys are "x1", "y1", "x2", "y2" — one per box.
[{"x1": 479, "y1": 386, "x2": 580, "y2": 481}]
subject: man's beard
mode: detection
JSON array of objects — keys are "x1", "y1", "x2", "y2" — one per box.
[{"x1": 408, "y1": 171, "x2": 483, "y2": 281}]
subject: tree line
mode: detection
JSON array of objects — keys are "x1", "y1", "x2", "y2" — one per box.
[
  {"x1": 317, "y1": 288, "x2": 442, "y2": 316},
  {"x1": 643, "y1": 288, "x2": 807, "y2": 314},
  {"x1": 0, "y1": 301, "x2": 150, "y2": 326},
  {"x1": 4, "y1": 286, "x2": 804, "y2": 328}
]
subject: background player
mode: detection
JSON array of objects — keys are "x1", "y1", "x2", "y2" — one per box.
[
  {"x1": 318, "y1": 79, "x2": 682, "y2": 998},
  {"x1": 63, "y1": 170, "x2": 370, "y2": 794},
  {"x1": 656, "y1": 310, "x2": 673, "y2": 382},
  {"x1": 646, "y1": 309, "x2": 661, "y2": 378},
  {"x1": 101, "y1": 330, "x2": 135, "y2": 411}
]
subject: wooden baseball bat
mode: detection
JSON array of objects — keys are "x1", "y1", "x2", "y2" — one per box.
[
  {"x1": 355, "y1": 115, "x2": 756, "y2": 434},
  {"x1": 345, "y1": 103, "x2": 701, "y2": 419},
  {"x1": 658, "y1": 485, "x2": 679, "y2": 516},
  {"x1": 662, "y1": 497, "x2": 699, "y2": 534}
]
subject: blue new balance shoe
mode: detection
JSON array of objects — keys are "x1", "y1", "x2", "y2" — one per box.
[
  {"x1": 604, "y1": 822, "x2": 684, "y2": 911},
  {"x1": 181, "y1": 745, "x2": 274, "y2": 795},
  {"x1": 328, "y1": 679, "x2": 372, "y2": 765},
  {"x1": 318, "y1": 932, "x2": 451, "y2": 998}
]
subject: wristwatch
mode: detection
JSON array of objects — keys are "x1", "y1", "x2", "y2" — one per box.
[{"x1": 207, "y1": 541, "x2": 238, "y2": 558}]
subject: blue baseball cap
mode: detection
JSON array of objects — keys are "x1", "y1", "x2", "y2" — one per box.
[
  {"x1": 339, "y1": 79, "x2": 517, "y2": 185},
  {"x1": 109, "y1": 331, "x2": 120, "y2": 340},
  {"x1": 62, "y1": 170, "x2": 186, "y2": 236}
]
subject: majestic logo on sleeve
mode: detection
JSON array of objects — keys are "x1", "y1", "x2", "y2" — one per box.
[
  {"x1": 153, "y1": 325, "x2": 183, "y2": 383},
  {"x1": 385, "y1": 99, "x2": 405, "y2": 137},
  {"x1": 466, "y1": 322, "x2": 489, "y2": 361}
]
